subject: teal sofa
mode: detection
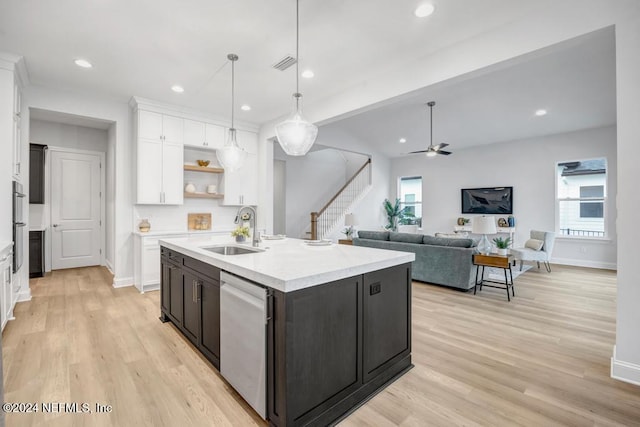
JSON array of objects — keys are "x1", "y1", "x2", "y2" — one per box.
[{"x1": 353, "y1": 231, "x2": 477, "y2": 290}]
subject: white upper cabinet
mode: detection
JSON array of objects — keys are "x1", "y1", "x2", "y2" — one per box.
[
  {"x1": 12, "y1": 77, "x2": 22, "y2": 180},
  {"x1": 184, "y1": 119, "x2": 225, "y2": 149},
  {"x1": 135, "y1": 110, "x2": 184, "y2": 204},
  {"x1": 222, "y1": 129, "x2": 259, "y2": 206}
]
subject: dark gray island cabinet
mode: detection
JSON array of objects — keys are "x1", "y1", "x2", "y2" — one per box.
[{"x1": 159, "y1": 239, "x2": 413, "y2": 427}]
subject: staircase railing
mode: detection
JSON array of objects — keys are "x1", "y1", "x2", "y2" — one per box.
[{"x1": 310, "y1": 158, "x2": 372, "y2": 240}]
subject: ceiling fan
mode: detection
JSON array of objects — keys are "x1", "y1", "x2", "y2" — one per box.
[{"x1": 410, "y1": 101, "x2": 452, "y2": 157}]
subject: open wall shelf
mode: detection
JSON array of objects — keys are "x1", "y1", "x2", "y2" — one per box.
[{"x1": 184, "y1": 165, "x2": 224, "y2": 174}]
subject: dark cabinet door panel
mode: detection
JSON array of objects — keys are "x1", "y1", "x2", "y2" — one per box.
[
  {"x1": 29, "y1": 231, "x2": 44, "y2": 278},
  {"x1": 169, "y1": 265, "x2": 184, "y2": 325},
  {"x1": 29, "y1": 144, "x2": 47, "y2": 204},
  {"x1": 285, "y1": 276, "x2": 362, "y2": 424},
  {"x1": 199, "y1": 278, "x2": 220, "y2": 367},
  {"x1": 363, "y1": 264, "x2": 411, "y2": 382},
  {"x1": 182, "y1": 271, "x2": 200, "y2": 344}
]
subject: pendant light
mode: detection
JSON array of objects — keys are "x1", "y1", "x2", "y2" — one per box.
[
  {"x1": 216, "y1": 53, "x2": 247, "y2": 172},
  {"x1": 275, "y1": 0, "x2": 318, "y2": 156}
]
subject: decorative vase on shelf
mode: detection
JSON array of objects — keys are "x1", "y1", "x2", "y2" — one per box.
[
  {"x1": 138, "y1": 219, "x2": 151, "y2": 233},
  {"x1": 497, "y1": 248, "x2": 508, "y2": 256},
  {"x1": 185, "y1": 182, "x2": 196, "y2": 193},
  {"x1": 508, "y1": 216, "x2": 515, "y2": 227}
]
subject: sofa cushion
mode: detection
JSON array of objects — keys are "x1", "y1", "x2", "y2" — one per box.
[
  {"x1": 390, "y1": 232, "x2": 424, "y2": 244},
  {"x1": 435, "y1": 232, "x2": 469, "y2": 238},
  {"x1": 357, "y1": 230, "x2": 390, "y2": 241},
  {"x1": 525, "y1": 238, "x2": 544, "y2": 251},
  {"x1": 423, "y1": 235, "x2": 476, "y2": 248}
]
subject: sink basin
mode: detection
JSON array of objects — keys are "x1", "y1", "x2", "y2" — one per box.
[{"x1": 201, "y1": 245, "x2": 264, "y2": 255}]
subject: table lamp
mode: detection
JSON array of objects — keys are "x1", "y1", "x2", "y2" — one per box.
[{"x1": 472, "y1": 216, "x2": 496, "y2": 255}]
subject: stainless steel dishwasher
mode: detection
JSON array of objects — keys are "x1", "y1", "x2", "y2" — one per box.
[{"x1": 220, "y1": 271, "x2": 268, "y2": 419}]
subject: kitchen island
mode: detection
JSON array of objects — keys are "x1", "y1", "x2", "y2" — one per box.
[{"x1": 159, "y1": 236, "x2": 414, "y2": 427}]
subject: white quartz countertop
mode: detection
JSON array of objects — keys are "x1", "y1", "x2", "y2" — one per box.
[
  {"x1": 0, "y1": 241, "x2": 13, "y2": 258},
  {"x1": 159, "y1": 236, "x2": 415, "y2": 293}
]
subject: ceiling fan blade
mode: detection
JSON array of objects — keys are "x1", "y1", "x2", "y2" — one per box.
[
  {"x1": 437, "y1": 150, "x2": 452, "y2": 155},
  {"x1": 432, "y1": 143, "x2": 449, "y2": 150},
  {"x1": 409, "y1": 149, "x2": 429, "y2": 154}
]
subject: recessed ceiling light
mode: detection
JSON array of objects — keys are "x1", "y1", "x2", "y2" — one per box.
[
  {"x1": 399, "y1": 138, "x2": 407, "y2": 143},
  {"x1": 241, "y1": 105, "x2": 251, "y2": 111},
  {"x1": 415, "y1": 4, "x2": 435, "y2": 18},
  {"x1": 535, "y1": 109, "x2": 547, "y2": 116},
  {"x1": 74, "y1": 59, "x2": 93, "y2": 68},
  {"x1": 171, "y1": 85, "x2": 185, "y2": 93},
  {"x1": 302, "y1": 70, "x2": 314, "y2": 79}
]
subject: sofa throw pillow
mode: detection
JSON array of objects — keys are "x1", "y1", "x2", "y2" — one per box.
[
  {"x1": 525, "y1": 238, "x2": 544, "y2": 251},
  {"x1": 390, "y1": 232, "x2": 424, "y2": 244},
  {"x1": 357, "y1": 230, "x2": 390, "y2": 241}
]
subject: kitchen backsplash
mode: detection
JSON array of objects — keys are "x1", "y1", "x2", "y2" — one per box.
[{"x1": 133, "y1": 202, "x2": 238, "y2": 233}]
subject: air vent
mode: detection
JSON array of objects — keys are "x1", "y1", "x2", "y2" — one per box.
[{"x1": 272, "y1": 55, "x2": 297, "y2": 71}]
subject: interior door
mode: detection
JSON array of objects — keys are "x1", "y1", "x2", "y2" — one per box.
[{"x1": 50, "y1": 150, "x2": 102, "y2": 270}]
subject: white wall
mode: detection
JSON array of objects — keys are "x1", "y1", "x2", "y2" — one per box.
[
  {"x1": 391, "y1": 126, "x2": 617, "y2": 269},
  {"x1": 613, "y1": 11, "x2": 640, "y2": 386},
  {"x1": 273, "y1": 159, "x2": 286, "y2": 235},
  {"x1": 28, "y1": 119, "x2": 109, "y2": 272},
  {"x1": 30, "y1": 119, "x2": 108, "y2": 152},
  {"x1": 106, "y1": 124, "x2": 116, "y2": 272},
  {"x1": 23, "y1": 85, "x2": 133, "y2": 287},
  {"x1": 282, "y1": 148, "x2": 355, "y2": 238},
  {"x1": 313, "y1": 126, "x2": 390, "y2": 238}
]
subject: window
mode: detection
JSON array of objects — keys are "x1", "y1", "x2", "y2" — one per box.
[
  {"x1": 579, "y1": 185, "x2": 604, "y2": 218},
  {"x1": 556, "y1": 159, "x2": 606, "y2": 238},
  {"x1": 399, "y1": 176, "x2": 422, "y2": 226}
]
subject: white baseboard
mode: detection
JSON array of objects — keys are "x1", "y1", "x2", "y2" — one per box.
[
  {"x1": 551, "y1": 257, "x2": 617, "y2": 270},
  {"x1": 17, "y1": 288, "x2": 32, "y2": 302},
  {"x1": 112, "y1": 276, "x2": 134, "y2": 288},
  {"x1": 611, "y1": 345, "x2": 640, "y2": 386},
  {"x1": 105, "y1": 259, "x2": 114, "y2": 275}
]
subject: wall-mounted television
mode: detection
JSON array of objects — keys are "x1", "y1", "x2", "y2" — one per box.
[{"x1": 461, "y1": 187, "x2": 513, "y2": 214}]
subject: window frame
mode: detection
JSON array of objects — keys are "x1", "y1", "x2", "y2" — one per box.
[
  {"x1": 555, "y1": 158, "x2": 608, "y2": 240},
  {"x1": 398, "y1": 176, "x2": 423, "y2": 227}
]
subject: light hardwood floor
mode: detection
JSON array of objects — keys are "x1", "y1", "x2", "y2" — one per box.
[{"x1": 2, "y1": 265, "x2": 639, "y2": 426}]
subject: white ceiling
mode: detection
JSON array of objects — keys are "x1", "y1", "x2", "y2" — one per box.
[
  {"x1": 325, "y1": 27, "x2": 616, "y2": 157},
  {"x1": 0, "y1": 1, "x2": 615, "y2": 156}
]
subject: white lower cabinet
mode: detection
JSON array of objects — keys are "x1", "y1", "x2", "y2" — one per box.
[
  {"x1": 1, "y1": 246, "x2": 14, "y2": 331},
  {"x1": 133, "y1": 231, "x2": 223, "y2": 293},
  {"x1": 222, "y1": 130, "x2": 259, "y2": 206}
]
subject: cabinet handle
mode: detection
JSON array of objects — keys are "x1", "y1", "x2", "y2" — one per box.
[{"x1": 193, "y1": 280, "x2": 197, "y2": 303}]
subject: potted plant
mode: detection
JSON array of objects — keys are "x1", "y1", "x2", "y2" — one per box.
[
  {"x1": 383, "y1": 198, "x2": 409, "y2": 232},
  {"x1": 231, "y1": 225, "x2": 250, "y2": 243},
  {"x1": 342, "y1": 226, "x2": 355, "y2": 240},
  {"x1": 492, "y1": 236, "x2": 512, "y2": 256}
]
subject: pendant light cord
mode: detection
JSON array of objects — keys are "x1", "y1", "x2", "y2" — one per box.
[
  {"x1": 295, "y1": 0, "x2": 300, "y2": 108},
  {"x1": 231, "y1": 56, "x2": 235, "y2": 129}
]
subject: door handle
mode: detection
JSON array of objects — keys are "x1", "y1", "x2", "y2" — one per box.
[
  {"x1": 53, "y1": 224, "x2": 59, "y2": 227},
  {"x1": 193, "y1": 280, "x2": 197, "y2": 303}
]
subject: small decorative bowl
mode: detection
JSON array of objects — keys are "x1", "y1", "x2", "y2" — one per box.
[{"x1": 197, "y1": 160, "x2": 210, "y2": 167}]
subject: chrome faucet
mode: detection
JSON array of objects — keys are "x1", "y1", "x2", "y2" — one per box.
[{"x1": 235, "y1": 206, "x2": 259, "y2": 247}]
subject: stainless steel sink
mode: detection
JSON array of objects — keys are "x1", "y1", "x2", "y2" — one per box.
[{"x1": 201, "y1": 245, "x2": 264, "y2": 255}]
